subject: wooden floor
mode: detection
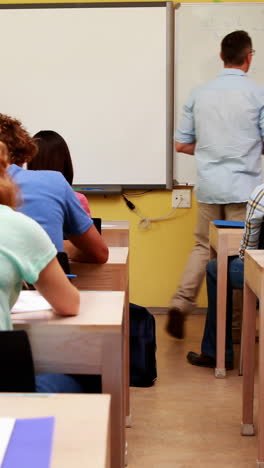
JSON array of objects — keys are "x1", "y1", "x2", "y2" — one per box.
[{"x1": 127, "y1": 315, "x2": 258, "y2": 468}]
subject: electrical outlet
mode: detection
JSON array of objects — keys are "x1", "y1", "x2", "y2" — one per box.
[{"x1": 172, "y1": 189, "x2": 191, "y2": 208}]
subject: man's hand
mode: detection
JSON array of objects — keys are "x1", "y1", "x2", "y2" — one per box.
[{"x1": 175, "y1": 141, "x2": 195, "y2": 155}]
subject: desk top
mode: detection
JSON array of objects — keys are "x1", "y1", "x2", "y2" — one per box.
[
  {"x1": 209, "y1": 221, "x2": 243, "y2": 255},
  {"x1": 107, "y1": 247, "x2": 129, "y2": 264},
  {"x1": 102, "y1": 221, "x2": 129, "y2": 230},
  {"x1": 0, "y1": 394, "x2": 110, "y2": 468},
  {"x1": 209, "y1": 221, "x2": 244, "y2": 235},
  {"x1": 71, "y1": 247, "x2": 128, "y2": 268},
  {"x1": 245, "y1": 250, "x2": 264, "y2": 268},
  {"x1": 11, "y1": 290, "x2": 125, "y2": 328}
]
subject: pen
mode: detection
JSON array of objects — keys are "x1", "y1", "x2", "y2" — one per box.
[{"x1": 66, "y1": 274, "x2": 77, "y2": 278}]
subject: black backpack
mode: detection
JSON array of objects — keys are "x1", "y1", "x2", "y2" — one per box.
[{"x1": 129, "y1": 303, "x2": 157, "y2": 387}]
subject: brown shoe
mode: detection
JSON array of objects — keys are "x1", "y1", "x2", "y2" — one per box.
[{"x1": 166, "y1": 308, "x2": 185, "y2": 339}]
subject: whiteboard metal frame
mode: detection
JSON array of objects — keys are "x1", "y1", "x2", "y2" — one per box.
[{"x1": 0, "y1": 1, "x2": 174, "y2": 191}]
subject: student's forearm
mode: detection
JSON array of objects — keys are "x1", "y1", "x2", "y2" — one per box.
[
  {"x1": 64, "y1": 239, "x2": 109, "y2": 263},
  {"x1": 64, "y1": 240, "x2": 91, "y2": 262}
]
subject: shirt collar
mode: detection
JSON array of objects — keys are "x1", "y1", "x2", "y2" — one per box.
[{"x1": 219, "y1": 68, "x2": 247, "y2": 77}]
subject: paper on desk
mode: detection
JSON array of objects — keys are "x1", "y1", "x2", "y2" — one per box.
[
  {"x1": 2, "y1": 417, "x2": 55, "y2": 468},
  {"x1": 11, "y1": 291, "x2": 53, "y2": 314},
  {"x1": 0, "y1": 418, "x2": 15, "y2": 467}
]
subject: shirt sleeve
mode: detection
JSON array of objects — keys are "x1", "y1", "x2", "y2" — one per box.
[
  {"x1": 63, "y1": 179, "x2": 93, "y2": 237},
  {"x1": 239, "y1": 185, "x2": 264, "y2": 260},
  {"x1": 174, "y1": 91, "x2": 196, "y2": 144},
  {"x1": 257, "y1": 88, "x2": 264, "y2": 140},
  {"x1": 75, "y1": 192, "x2": 92, "y2": 216},
  {"x1": 15, "y1": 214, "x2": 57, "y2": 284}
]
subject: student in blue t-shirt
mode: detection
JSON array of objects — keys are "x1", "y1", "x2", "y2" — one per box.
[{"x1": 0, "y1": 113, "x2": 108, "y2": 263}]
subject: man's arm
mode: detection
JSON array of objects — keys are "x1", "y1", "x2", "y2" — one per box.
[
  {"x1": 64, "y1": 225, "x2": 109, "y2": 263},
  {"x1": 239, "y1": 186, "x2": 264, "y2": 259},
  {"x1": 174, "y1": 91, "x2": 196, "y2": 155},
  {"x1": 175, "y1": 141, "x2": 195, "y2": 155}
]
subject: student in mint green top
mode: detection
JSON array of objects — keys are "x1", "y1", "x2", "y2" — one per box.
[
  {"x1": 0, "y1": 142, "x2": 85, "y2": 392},
  {"x1": 0, "y1": 204, "x2": 57, "y2": 330}
]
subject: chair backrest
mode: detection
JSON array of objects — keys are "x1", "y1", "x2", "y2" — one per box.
[
  {"x1": 92, "y1": 218, "x2": 102, "y2": 234},
  {"x1": 0, "y1": 330, "x2": 35, "y2": 392},
  {"x1": 56, "y1": 251, "x2": 71, "y2": 274}
]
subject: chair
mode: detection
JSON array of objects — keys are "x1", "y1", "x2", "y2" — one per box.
[
  {"x1": 56, "y1": 251, "x2": 71, "y2": 274},
  {"x1": 0, "y1": 329, "x2": 35, "y2": 392}
]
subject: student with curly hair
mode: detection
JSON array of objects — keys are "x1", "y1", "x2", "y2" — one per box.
[{"x1": 0, "y1": 114, "x2": 108, "y2": 263}]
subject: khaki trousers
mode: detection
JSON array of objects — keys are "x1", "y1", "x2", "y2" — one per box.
[{"x1": 170, "y1": 202, "x2": 247, "y2": 315}]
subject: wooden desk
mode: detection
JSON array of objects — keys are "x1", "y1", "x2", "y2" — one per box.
[
  {"x1": 11, "y1": 291, "x2": 125, "y2": 468},
  {"x1": 241, "y1": 250, "x2": 264, "y2": 467},
  {"x1": 0, "y1": 394, "x2": 111, "y2": 468},
  {"x1": 209, "y1": 222, "x2": 243, "y2": 377},
  {"x1": 70, "y1": 247, "x2": 129, "y2": 291},
  {"x1": 71, "y1": 247, "x2": 131, "y2": 427},
  {"x1": 102, "y1": 221, "x2": 129, "y2": 247}
]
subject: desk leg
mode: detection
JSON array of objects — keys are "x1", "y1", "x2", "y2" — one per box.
[
  {"x1": 215, "y1": 243, "x2": 228, "y2": 378},
  {"x1": 102, "y1": 331, "x2": 125, "y2": 468},
  {"x1": 125, "y1": 286, "x2": 131, "y2": 428},
  {"x1": 241, "y1": 282, "x2": 256, "y2": 438}
]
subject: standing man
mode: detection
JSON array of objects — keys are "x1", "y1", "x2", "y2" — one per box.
[{"x1": 167, "y1": 30, "x2": 264, "y2": 339}]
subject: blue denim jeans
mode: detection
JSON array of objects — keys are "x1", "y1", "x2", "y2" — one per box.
[
  {"x1": 201, "y1": 256, "x2": 244, "y2": 361},
  {"x1": 35, "y1": 374, "x2": 85, "y2": 393},
  {"x1": 35, "y1": 373, "x2": 102, "y2": 393}
]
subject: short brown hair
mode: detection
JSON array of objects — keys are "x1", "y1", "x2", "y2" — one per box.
[
  {"x1": 0, "y1": 141, "x2": 18, "y2": 208},
  {"x1": 221, "y1": 30, "x2": 252, "y2": 66},
  {"x1": 0, "y1": 114, "x2": 38, "y2": 165}
]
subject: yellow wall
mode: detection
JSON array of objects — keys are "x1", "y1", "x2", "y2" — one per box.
[
  {"x1": 4, "y1": 0, "x2": 259, "y2": 306},
  {"x1": 89, "y1": 190, "x2": 199, "y2": 307}
]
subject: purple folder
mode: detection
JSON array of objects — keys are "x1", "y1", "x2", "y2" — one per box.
[{"x1": 2, "y1": 417, "x2": 55, "y2": 468}]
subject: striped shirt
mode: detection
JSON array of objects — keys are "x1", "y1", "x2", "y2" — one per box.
[{"x1": 239, "y1": 184, "x2": 264, "y2": 260}]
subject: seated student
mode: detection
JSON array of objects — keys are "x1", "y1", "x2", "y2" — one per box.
[
  {"x1": 28, "y1": 130, "x2": 91, "y2": 215},
  {"x1": 187, "y1": 183, "x2": 264, "y2": 370},
  {"x1": 0, "y1": 114, "x2": 108, "y2": 263},
  {"x1": 0, "y1": 141, "x2": 84, "y2": 393}
]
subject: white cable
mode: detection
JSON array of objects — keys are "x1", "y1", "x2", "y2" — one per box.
[{"x1": 133, "y1": 196, "x2": 183, "y2": 229}]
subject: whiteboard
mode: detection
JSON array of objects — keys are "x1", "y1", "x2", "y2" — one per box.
[
  {"x1": 0, "y1": 3, "x2": 174, "y2": 188},
  {"x1": 174, "y1": 2, "x2": 264, "y2": 185}
]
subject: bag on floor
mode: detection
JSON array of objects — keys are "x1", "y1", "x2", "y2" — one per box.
[{"x1": 130, "y1": 303, "x2": 157, "y2": 387}]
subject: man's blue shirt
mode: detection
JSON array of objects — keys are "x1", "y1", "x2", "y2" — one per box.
[
  {"x1": 8, "y1": 165, "x2": 93, "y2": 251},
  {"x1": 175, "y1": 69, "x2": 264, "y2": 204}
]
